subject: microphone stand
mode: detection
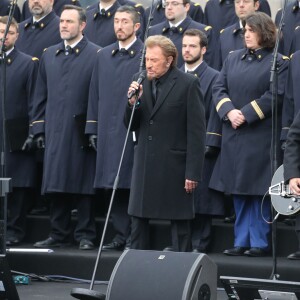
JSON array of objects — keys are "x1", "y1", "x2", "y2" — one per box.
[
  {"x1": 70, "y1": 2, "x2": 157, "y2": 299},
  {"x1": 269, "y1": 0, "x2": 287, "y2": 281}
]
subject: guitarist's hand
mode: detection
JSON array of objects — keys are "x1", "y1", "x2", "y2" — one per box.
[{"x1": 289, "y1": 178, "x2": 300, "y2": 195}]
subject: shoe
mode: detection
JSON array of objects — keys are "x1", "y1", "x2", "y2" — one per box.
[
  {"x1": 29, "y1": 206, "x2": 49, "y2": 215},
  {"x1": 163, "y1": 246, "x2": 175, "y2": 251},
  {"x1": 224, "y1": 214, "x2": 236, "y2": 223},
  {"x1": 244, "y1": 247, "x2": 268, "y2": 257},
  {"x1": 79, "y1": 239, "x2": 94, "y2": 250},
  {"x1": 33, "y1": 237, "x2": 70, "y2": 248},
  {"x1": 6, "y1": 238, "x2": 21, "y2": 246},
  {"x1": 287, "y1": 251, "x2": 300, "y2": 260},
  {"x1": 192, "y1": 248, "x2": 206, "y2": 254},
  {"x1": 223, "y1": 247, "x2": 248, "y2": 256},
  {"x1": 102, "y1": 241, "x2": 124, "y2": 251}
]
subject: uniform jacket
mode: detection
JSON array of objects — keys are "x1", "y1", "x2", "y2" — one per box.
[
  {"x1": 124, "y1": 67, "x2": 206, "y2": 219},
  {"x1": 21, "y1": 0, "x2": 81, "y2": 21},
  {"x1": 181, "y1": 62, "x2": 224, "y2": 215},
  {"x1": 0, "y1": 0, "x2": 21, "y2": 21},
  {"x1": 148, "y1": 16, "x2": 217, "y2": 68},
  {"x1": 210, "y1": 48, "x2": 289, "y2": 195},
  {"x1": 275, "y1": 0, "x2": 300, "y2": 56},
  {"x1": 0, "y1": 49, "x2": 38, "y2": 187},
  {"x1": 16, "y1": 10, "x2": 61, "y2": 59},
  {"x1": 86, "y1": 39, "x2": 143, "y2": 189},
  {"x1": 31, "y1": 37, "x2": 100, "y2": 195},
  {"x1": 145, "y1": 0, "x2": 204, "y2": 26}
]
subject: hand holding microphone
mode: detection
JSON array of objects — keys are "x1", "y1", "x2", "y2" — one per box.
[{"x1": 128, "y1": 72, "x2": 146, "y2": 106}]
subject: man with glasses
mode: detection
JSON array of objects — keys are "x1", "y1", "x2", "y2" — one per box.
[
  {"x1": 145, "y1": 0, "x2": 204, "y2": 27},
  {"x1": 148, "y1": 0, "x2": 217, "y2": 68}
]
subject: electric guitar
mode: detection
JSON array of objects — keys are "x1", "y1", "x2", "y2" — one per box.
[{"x1": 269, "y1": 165, "x2": 300, "y2": 216}]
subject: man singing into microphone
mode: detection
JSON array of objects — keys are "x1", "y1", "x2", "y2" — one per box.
[{"x1": 125, "y1": 35, "x2": 206, "y2": 252}]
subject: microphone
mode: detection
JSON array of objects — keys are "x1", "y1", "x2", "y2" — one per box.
[{"x1": 128, "y1": 71, "x2": 146, "y2": 99}]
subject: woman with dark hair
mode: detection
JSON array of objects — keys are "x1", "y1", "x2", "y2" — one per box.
[{"x1": 211, "y1": 12, "x2": 289, "y2": 257}]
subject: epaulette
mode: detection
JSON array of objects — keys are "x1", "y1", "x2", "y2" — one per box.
[
  {"x1": 32, "y1": 57, "x2": 39, "y2": 61},
  {"x1": 204, "y1": 25, "x2": 212, "y2": 31},
  {"x1": 282, "y1": 55, "x2": 289, "y2": 60},
  {"x1": 220, "y1": 29, "x2": 225, "y2": 34}
]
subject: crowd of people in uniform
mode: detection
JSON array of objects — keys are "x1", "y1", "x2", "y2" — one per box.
[{"x1": 1, "y1": 0, "x2": 300, "y2": 260}]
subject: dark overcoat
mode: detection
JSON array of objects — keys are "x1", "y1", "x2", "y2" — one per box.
[
  {"x1": 281, "y1": 50, "x2": 300, "y2": 141},
  {"x1": 204, "y1": 0, "x2": 271, "y2": 37},
  {"x1": 0, "y1": 49, "x2": 38, "y2": 187},
  {"x1": 210, "y1": 48, "x2": 289, "y2": 195},
  {"x1": 86, "y1": 39, "x2": 143, "y2": 189},
  {"x1": 21, "y1": 0, "x2": 81, "y2": 21},
  {"x1": 148, "y1": 16, "x2": 217, "y2": 68},
  {"x1": 124, "y1": 67, "x2": 206, "y2": 220},
  {"x1": 275, "y1": 0, "x2": 300, "y2": 56},
  {"x1": 16, "y1": 11, "x2": 61, "y2": 59},
  {"x1": 31, "y1": 37, "x2": 100, "y2": 195},
  {"x1": 181, "y1": 62, "x2": 224, "y2": 215}
]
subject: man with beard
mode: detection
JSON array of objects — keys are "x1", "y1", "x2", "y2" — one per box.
[
  {"x1": 31, "y1": 5, "x2": 100, "y2": 250},
  {"x1": 0, "y1": 16, "x2": 38, "y2": 246},
  {"x1": 86, "y1": 5, "x2": 143, "y2": 251},
  {"x1": 16, "y1": 0, "x2": 61, "y2": 58},
  {"x1": 125, "y1": 35, "x2": 206, "y2": 251},
  {"x1": 85, "y1": 0, "x2": 145, "y2": 47},
  {"x1": 148, "y1": 0, "x2": 217, "y2": 68},
  {"x1": 21, "y1": 0, "x2": 81, "y2": 21}
]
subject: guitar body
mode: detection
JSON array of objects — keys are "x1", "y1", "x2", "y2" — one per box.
[{"x1": 270, "y1": 165, "x2": 300, "y2": 216}]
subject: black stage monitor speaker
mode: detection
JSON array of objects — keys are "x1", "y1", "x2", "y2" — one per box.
[
  {"x1": 0, "y1": 256, "x2": 20, "y2": 300},
  {"x1": 106, "y1": 249, "x2": 217, "y2": 300}
]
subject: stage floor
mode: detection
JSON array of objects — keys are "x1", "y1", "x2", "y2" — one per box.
[{"x1": 16, "y1": 282, "x2": 229, "y2": 299}]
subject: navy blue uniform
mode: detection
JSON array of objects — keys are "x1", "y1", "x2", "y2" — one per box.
[
  {"x1": 218, "y1": 22, "x2": 244, "y2": 69},
  {"x1": 0, "y1": 0, "x2": 21, "y2": 21},
  {"x1": 181, "y1": 62, "x2": 224, "y2": 252},
  {"x1": 86, "y1": 39, "x2": 143, "y2": 245},
  {"x1": 204, "y1": 0, "x2": 271, "y2": 37},
  {"x1": 21, "y1": 0, "x2": 81, "y2": 21},
  {"x1": 281, "y1": 51, "x2": 300, "y2": 141},
  {"x1": 275, "y1": 0, "x2": 300, "y2": 56},
  {"x1": 145, "y1": 1, "x2": 204, "y2": 27},
  {"x1": 290, "y1": 25, "x2": 300, "y2": 54},
  {"x1": 85, "y1": 1, "x2": 145, "y2": 46},
  {"x1": 148, "y1": 16, "x2": 217, "y2": 68},
  {"x1": 32, "y1": 37, "x2": 99, "y2": 195},
  {"x1": 31, "y1": 37, "x2": 100, "y2": 243},
  {"x1": 2, "y1": 49, "x2": 38, "y2": 241},
  {"x1": 16, "y1": 11, "x2": 61, "y2": 59},
  {"x1": 211, "y1": 48, "x2": 288, "y2": 250}
]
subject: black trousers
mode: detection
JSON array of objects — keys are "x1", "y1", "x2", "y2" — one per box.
[
  {"x1": 48, "y1": 193, "x2": 96, "y2": 242},
  {"x1": 109, "y1": 189, "x2": 131, "y2": 245},
  {"x1": 295, "y1": 215, "x2": 300, "y2": 249},
  {"x1": 7, "y1": 187, "x2": 33, "y2": 241},
  {"x1": 131, "y1": 216, "x2": 191, "y2": 252},
  {"x1": 191, "y1": 214, "x2": 212, "y2": 252}
]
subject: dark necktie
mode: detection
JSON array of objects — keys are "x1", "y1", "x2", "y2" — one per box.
[
  {"x1": 152, "y1": 79, "x2": 160, "y2": 105},
  {"x1": 169, "y1": 26, "x2": 178, "y2": 35},
  {"x1": 65, "y1": 45, "x2": 72, "y2": 56},
  {"x1": 32, "y1": 21, "x2": 39, "y2": 29},
  {"x1": 101, "y1": 8, "x2": 106, "y2": 16}
]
